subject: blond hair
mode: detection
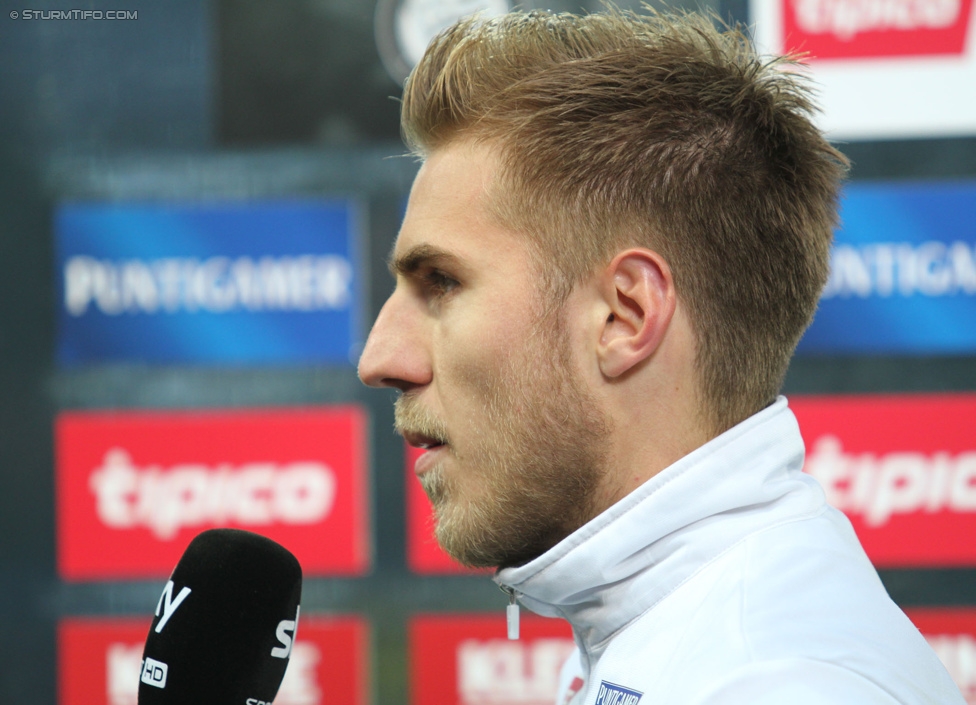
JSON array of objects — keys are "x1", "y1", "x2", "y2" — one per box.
[{"x1": 402, "y1": 9, "x2": 848, "y2": 433}]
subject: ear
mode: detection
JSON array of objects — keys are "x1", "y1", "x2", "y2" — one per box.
[{"x1": 597, "y1": 248, "x2": 676, "y2": 378}]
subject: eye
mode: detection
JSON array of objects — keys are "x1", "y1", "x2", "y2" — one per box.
[{"x1": 421, "y1": 269, "x2": 459, "y2": 299}]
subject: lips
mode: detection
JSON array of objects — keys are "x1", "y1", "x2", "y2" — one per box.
[
  {"x1": 404, "y1": 431, "x2": 449, "y2": 479},
  {"x1": 402, "y1": 430, "x2": 447, "y2": 451}
]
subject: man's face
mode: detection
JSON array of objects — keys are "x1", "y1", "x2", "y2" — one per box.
[{"x1": 358, "y1": 141, "x2": 610, "y2": 569}]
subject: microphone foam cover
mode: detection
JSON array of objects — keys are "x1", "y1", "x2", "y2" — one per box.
[{"x1": 138, "y1": 528, "x2": 303, "y2": 705}]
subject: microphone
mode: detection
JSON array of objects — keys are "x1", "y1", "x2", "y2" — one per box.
[{"x1": 138, "y1": 528, "x2": 303, "y2": 705}]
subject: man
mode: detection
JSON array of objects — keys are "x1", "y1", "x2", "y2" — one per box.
[{"x1": 358, "y1": 8, "x2": 964, "y2": 704}]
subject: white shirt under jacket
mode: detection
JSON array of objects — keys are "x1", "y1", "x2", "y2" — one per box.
[{"x1": 494, "y1": 397, "x2": 964, "y2": 705}]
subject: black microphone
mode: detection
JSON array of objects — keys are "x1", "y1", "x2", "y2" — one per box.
[{"x1": 138, "y1": 528, "x2": 303, "y2": 705}]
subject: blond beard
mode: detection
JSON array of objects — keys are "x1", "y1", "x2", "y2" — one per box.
[{"x1": 396, "y1": 321, "x2": 611, "y2": 569}]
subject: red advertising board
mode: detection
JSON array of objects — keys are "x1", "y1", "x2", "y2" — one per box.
[
  {"x1": 792, "y1": 393, "x2": 976, "y2": 567},
  {"x1": 782, "y1": 0, "x2": 974, "y2": 60},
  {"x1": 751, "y1": 0, "x2": 976, "y2": 140},
  {"x1": 410, "y1": 614, "x2": 575, "y2": 705},
  {"x1": 56, "y1": 407, "x2": 370, "y2": 580},
  {"x1": 59, "y1": 615, "x2": 369, "y2": 705},
  {"x1": 405, "y1": 444, "x2": 488, "y2": 575},
  {"x1": 905, "y1": 608, "x2": 976, "y2": 703}
]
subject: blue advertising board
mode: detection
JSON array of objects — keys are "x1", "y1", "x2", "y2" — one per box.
[
  {"x1": 56, "y1": 200, "x2": 363, "y2": 365},
  {"x1": 798, "y1": 181, "x2": 976, "y2": 354}
]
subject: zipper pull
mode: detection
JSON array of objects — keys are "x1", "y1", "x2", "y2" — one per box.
[{"x1": 500, "y1": 585, "x2": 520, "y2": 640}]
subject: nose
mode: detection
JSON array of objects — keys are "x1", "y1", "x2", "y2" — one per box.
[{"x1": 358, "y1": 290, "x2": 432, "y2": 392}]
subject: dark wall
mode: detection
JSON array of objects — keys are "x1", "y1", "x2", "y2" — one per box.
[{"x1": 0, "y1": 2, "x2": 212, "y2": 700}]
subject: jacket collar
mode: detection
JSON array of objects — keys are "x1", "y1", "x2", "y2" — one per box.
[{"x1": 494, "y1": 397, "x2": 823, "y2": 655}]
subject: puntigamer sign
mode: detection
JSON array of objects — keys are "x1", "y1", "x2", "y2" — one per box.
[
  {"x1": 798, "y1": 181, "x2": 976, "y2": 354},
  {"x1": 55, "y1": 199, "x2": 363, "y2": 365}
]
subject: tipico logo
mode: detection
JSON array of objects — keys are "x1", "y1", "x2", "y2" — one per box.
[
  {"x1": 783, "y1": 0, "x2": 974, "y2": 58},
  {"x1": 89, "y1": 448, "x2": 337, "y2": 540},
  {"x1": 806, "y1": 435, "x2": 976, "y2": 526}
]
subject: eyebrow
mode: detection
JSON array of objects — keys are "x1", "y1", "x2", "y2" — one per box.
[{"x1": 387, "y1": 243, "x2": 463, "y2": 278}]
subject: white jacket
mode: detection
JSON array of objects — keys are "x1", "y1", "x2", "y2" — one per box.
[{"x1": 495, "y1": 397, "x2": 964, "y2": 704}]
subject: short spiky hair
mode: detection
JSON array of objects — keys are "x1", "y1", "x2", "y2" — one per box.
[{"x1": 401, "y1": 8, "x2": 848, "y2": 433}]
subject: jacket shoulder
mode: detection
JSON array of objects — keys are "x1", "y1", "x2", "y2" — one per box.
[{"x1": 692, "y1": 658, "x2": 964, "y2": 705}]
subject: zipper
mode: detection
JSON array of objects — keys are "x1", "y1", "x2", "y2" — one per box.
[{"x1": 499, "y1": 584, "x2": 520, "y2": 640}]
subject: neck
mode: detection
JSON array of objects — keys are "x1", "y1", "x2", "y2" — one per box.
[{"x1": 591, "y1": 310, "x2": 712, "y2": 517}]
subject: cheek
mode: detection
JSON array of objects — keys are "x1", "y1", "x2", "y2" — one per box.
[
  {"x1": 434, "y1": 305, "x2": 532, "y2": 396},
  {"x1": 437, "y1": 338, "x2": 504, "y2": 407}
]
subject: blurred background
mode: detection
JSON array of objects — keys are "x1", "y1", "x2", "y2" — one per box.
[{"x1": 1, "y1": 0, "x2": 974, "y2": 703}]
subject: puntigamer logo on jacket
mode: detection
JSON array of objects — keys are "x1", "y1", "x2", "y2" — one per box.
[{"x1": 594, "y1": 682, "x2": 642, "y2": 705}]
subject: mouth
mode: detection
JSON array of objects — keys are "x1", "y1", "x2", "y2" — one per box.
[{"x1": 401, "y1": 430, "x2": 448, "y2": 451}]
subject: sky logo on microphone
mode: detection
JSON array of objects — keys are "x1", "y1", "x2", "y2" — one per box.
[
  {"x1": 154, "y1": 579, "x2": 192, "y2": 633},
  {"x1": 140, "y1": 657, "x2": 168, "y2": 688},
  {"x1": 272, "y1": 606, "x2": 300, "y2": 659}
]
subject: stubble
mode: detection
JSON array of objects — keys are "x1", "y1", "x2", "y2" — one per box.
[{"x1": 396, "y1": 319, "x2": 611, "y2": 569}]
